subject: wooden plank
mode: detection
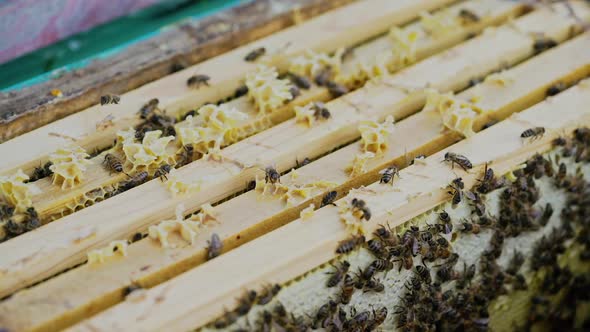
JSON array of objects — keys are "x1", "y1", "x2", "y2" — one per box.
[
  {"x1": 26, "y1": 0, "x2": 523, "y2": 225},
  {"x1": 2, "y1": 30, "x2": 587, "y2": 332},
  {"x1": 0, "y1": 0, "x2": 458, "y2": 177},
  {"x1": 0, "y1": 0, "x2": 359, "y2": 143},
  {"x1": 66, "y1": 80, "x2": 590, "y2": 331},
  {"x1": 0, "y1": 3, "x2": 584, "y2": 299}
]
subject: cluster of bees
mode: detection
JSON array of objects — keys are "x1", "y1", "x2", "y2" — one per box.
[
  {"x1": 0, "y1": 205, "x2": 40, "y2": 242},
  {"x1": 206, "y1": 126, "x2": 589, "y2": 331}
]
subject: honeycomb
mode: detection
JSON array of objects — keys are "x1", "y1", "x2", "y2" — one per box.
[
  {"x1": 49, "y1": 146, "x2": 92, "y2": 190},
  {"x1": 358, "y1": 115, "x2": 396, "y2": 154},
  {"x1": 245, "y1": 65, "x2": 293, "y2": 114}
]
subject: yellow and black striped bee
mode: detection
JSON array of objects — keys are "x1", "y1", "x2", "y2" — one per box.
[
  {"x1": 139, "y1": 98, "x2": 159, "y2": 119},
  {"x1": 120, "y1": 171, "x2": 149, "y2": 191},
  {"x1": 186, "y1": 74, "x2": 210, "y2": 89},
  {"x1": 336, "y1": 235, "x2": 365, "y2": 254},
  {"x1": 103, "y1": 153, "x2": 125, "y2": 174},
  {"x1": 100, "y1": 94, "x2": 120, "y2": 105},
  {"x1": 154, "y1": 164, "x2": 172, "y2": 181},
  {"x1": 458, "y1": 8, "x2": 480, "y2": 24},
  {"x1": 265, "y1": 166, "x2": 280, "y2": 184},
  {"x1": 326, "y1": 81, "x2": 348, "y2": 97},
  {"x1": 312, "y1": 102, "x2": 331, "y2": 120},
  {"x1": 288, "y1": 72, "x2": 311, "y2": 89},
  {"x1": 320, "y1": 190, "x2": 337, "y2": 207},
  {"x1": 521, "y1": 127, "x2": 545, "y2": 140},
  {"x1": 443, "y1": 152, "x2": 473, "y2": 171},
  {"x1": 379, "y1": 166, "x2": 399, "y2": 185},
  {"x1": 326, "y1": 260, "x2": 350, "y2": 288},
  {"x1": 244, "y1": 47, "x2": 266, "y2": 62}
]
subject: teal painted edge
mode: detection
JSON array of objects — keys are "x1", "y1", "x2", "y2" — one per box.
[{"x1": 1, "y1": 0, "x2": 244, "y2": 92}]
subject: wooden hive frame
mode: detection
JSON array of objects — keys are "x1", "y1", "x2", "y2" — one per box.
[{"x1": 0, "y1": 0, "x2": 589, "y2": 331}]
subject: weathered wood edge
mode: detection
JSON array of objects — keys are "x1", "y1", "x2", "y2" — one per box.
[{"x1": 0, "y1": 0, "x2": 356, "y2": 142}]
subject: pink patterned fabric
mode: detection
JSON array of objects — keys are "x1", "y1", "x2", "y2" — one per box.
[{"x1": 0, "y1": 0, "x2": 161, "y2": 64}]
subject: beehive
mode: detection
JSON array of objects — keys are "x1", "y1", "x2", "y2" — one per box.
[{"x1": 0, "y1": 0, "x2": 589, "y2": 331}]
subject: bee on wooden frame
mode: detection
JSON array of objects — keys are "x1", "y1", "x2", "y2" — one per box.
[
  {"x1": 458, "y1": 8, "x2": 480, "y2": 24},
  {"x1": 521, "y1": 127, "x2": 545, "y2": 140},
  {"x1": 186, "y1": 74, "x2": 210, "y2": 89},
  {"x1": 100, "y1": 93, "x2": 120, "y2": 105},
  {"x1": 154, "y1": 164, "x2": 172, "y2": 181},
  {"x1": 207, "y1": 233, "x2": 223, "y2": 260},
  {"x1": 287, "y1": 72, "x2": 311, "y2": 89},
  {"x1": 336, "y1": 235, "x2": 365, "y2": 254},
  {"x1": 443, "y1": 152, "x2": 473, "y2": 171},
  {"x1": 138, "y1": 98, "x2": 159, "y2": 119},
  {"x1": 103, "y1": 153, "x2": 126, "y2": 175},
  {"x1": 264, "y1": 165, "x2": 280, "y2": 184},
  {"x1": 244, "y1": 47, "x2": 266, "y2": 62},
  {"x1": 312, "y1": 101, "x2": 331, "y2": 120},
  {"x1": 380, "y1": 166, "x2": 400, "y2": 185}
]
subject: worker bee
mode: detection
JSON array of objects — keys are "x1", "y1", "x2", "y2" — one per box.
[
  {"x1": 312, "y1": 299, "x2": 338, "y2": 329},
  {"x1": 212, "y1": 309, "x2": 238, "y2": 329},
  {"x1": 415, "y1": 263, "x2": 432, "y2": 284},
  {"x1": 287, "y1": 72, "x2": 311, "y2": 89},
  {"x1": 100, "y1": 94, "x2": 120, "y2": 105},
  {"x1": 458, "y1": 8, "x2": 480, "y2": 23},
  {"x1": 314, "y1": 67, "x2": 332, "y2": 86},
  {"x1": 154, "y1": 164, "x2": 172, "y2": 181},
  {"x1": 312, "y1": 101, "x2": 331, "y2": 120},
  {"x1": 521, "y1": 127, "x2": 545, "y2": 140},
  {"x1": 574, "y1": 127, "x2": 590, "y2": 144},
  {"x1": 24, "y1": 207, "x2": 40, "y2": 231},
  {"x1": 538, "y1": 203, "x2": 553, "y2": 226},
  {"x1": 336, "y1": 235, "x2": 365, "y2": 254},
  {"x1": 546, "y1": 82, "x2": 566, "y2": 97},
  {"x1": 234, "y1": 84, "x2": 249, "y2": 98},
  {"x1": 506, "y1": 250, "x2": 525, "y2": 276},
  {"x1": 289, "y1": 86, "x2": 300, "y2": 99},
  {"x1": 340, "y1": 274, "x2": 355, "y2": 304},
  {"x1": 257, "y1": 283, "x2": 281, "y2": 305},
  {"x1": 186, "y1": 74, "x2": 210, "y2": 89},
  {"x1": 296, "y1": 157, "x2": 311, "y2": 168},
  {"x1": 178, "y1": 144, "x2": 194, "y2": 167},
  {"x1": 367, "y1": 238, "x2": 387, "y2": 258},
  {"x1": 120, "y1": 171, "x2": 149, "y2": 191},
  {"x1": 103, "y1": 153, "x2": 125, "y2": 175},
  {"x1": 380, "y1": 166, "x2": 399, "y2": 185},
  {"x1": 4, "y1": 219, "x2": 24, "y2": 237},
  {"x1": 374, "y1": 223, "x2": 398, "y2": 246},
  {"x1": 138, "y1": 98, "x2": 159, "y2": 119},
  {"x1": 244, "y1": 47, "x2": 266, "y2": 61},
  {"x1": 235, "y1": 290, "x2": 258, "y2": 316},
  {"x1": 447, "y1": 179, "x2": 464, "y2": 206},
  {"x1": 326, "y1": 260, "x2": 350, "y2": 287},
  {"x1": 123, "y1": 284, "x2": 142, "y2": 297},
  {"x1": 351, "y1": 198, "x2": 371, "y2": 220},
  {"x1": 363, "y1": 277, "x2": 385, "y2": 293},
  {"x1": 346, "y1": 309, "x2": 370, "y2": 330},
  {"x1": 207, "y1": 233, "x2": 223, "y2": 260},
  {"x1": 264, "y1": 166, "x2": 280, "y2": 184},
  {"x1": 29, "y1": 161, "x2": 53, "y2": 182},
  {"x1": 326, "y1": 81, "x2": 348, "y2": 97},
  {"x1": 320, "y1": 190, "x2": 338, "y2": 207},
  {"x1": 443, "y1": 152, "x2": 473, "y2": 171},
  {"x1": 533, "y1": 37, "x2": 557, "y2": 55},
  {"x1": 366, "y1": 306, "x2": 388, "y2": 330},
  {"x1": 0, "y1": 203, "x2": 15, "y2": 220},
  {"x1": 461, "y1": 221, "x2": 480, "y2": 234}
]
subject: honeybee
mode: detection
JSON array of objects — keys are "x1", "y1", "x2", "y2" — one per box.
[
  {"x1": 313, "y1": 299, "x2": 338, "y2": 329},
  {"x1": 100, "y1": 94, "x2": 120, "y2": 105},
  {"x1": 351, "y1": 198, "x2": 371, "y2": 220},
  {"x1": 257, "y1": 283, "x2": 281, "y2": 305},
  {"x1": 264, "y1": 166, "x2": 280, "y2": 184},
  {"x1": 186, "y1": 74, "x2": 210, "y2": 89},
  {"x1": 29, "y1": 161, "x2": 53, "y2": 182},
  {"x1": 336, "y1": 235, "x2": 365, "y2": 254},
  {"x1": 178, "y1": 144, "x2": 194, "y2": 167},
  {"x1": 521, "y1": 127, "x2": 545, "y2": 140},
  {"x1": 287, "y1": 72, "x2": 311, "y2": 89},
  {"x1": 367, "y1": 239, "x2": 387, "y2": 258},
  {"x1": 103, "y1": 153, "x2": 125, "y2": 175},
  {"x1": 138, "y1": 98, "x2": 159, "y2": 119},
  {"x1": 546, "y1": 82, "x2": 566, "y2": 96},
  {"x1": 366, "y1": 306, "x2": 388, "y2": 330},
  {"x1": 443, "y1": 152, "x2": 473, "y2": 171},
  {"x1": 326, "y1": 81, "x2": 348, "y2": 97},
  {"x1": 296, "y1": 157, "x2": 311, "y2": 168},
  {"x1": 312, "y1": 101, "x2": 331, "y2": 120},
  {"x1": 24, "y1": 207, "x2": 40, "y2": 231},
  {"x1": 533, "y1": 37, "x2": 557, "y2": 55},
  {"x1": 447, "y1": 178, "x2": 464, "y2": 205},
  {"x1": 458, "y1": 8, "x2": 480, "y2": 23},
  {"x1": 326, "y1": 260, "x2": 350, "y2": 287},
  {"x1": 207, "y1": 233, "x2": 223, "y2": 260},
  {"x1": 154, "y1": 164, "x2": 172, "y2": 181},
  {"x1": 235, "y1": 290, "x2": 257, "y2": 316},
  {"x1": 289, "y1": 86, "x2": 300, "y2": 99},
  {"x1": 340, "y1": 274, "x2": 355, "y2": 304},
  {"x1": 244, "y1": 47, "x2": 266, "y2": 61},
  {"x1": 461, "y1": 221, "x2": 481, "y2": 234},
  {"x1": 0, "y1": 203, "x2": 15, "y2": 220},
  {"x1": 234, "y1": 85, "x2": 249, "y2": 98},
  {"x1": 363, "y1": 277, "x2": 385, "y2": 293},
  {"x1": 4, "y1": 219, "x2": 24, "y2": 237},
  {"x1": 121, "y1": 171, "x2": 149, "y2": 191},
  {"x1": 314, "y1": 67, "x2": 332, "y2": 86},
  {"x1": 380, "y1": 166, "x2": 399, "y2": 185}
]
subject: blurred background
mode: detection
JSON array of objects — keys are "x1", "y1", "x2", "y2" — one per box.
[{"x1": 0, "y1": 0, "x2": 241, "y2": 91}]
